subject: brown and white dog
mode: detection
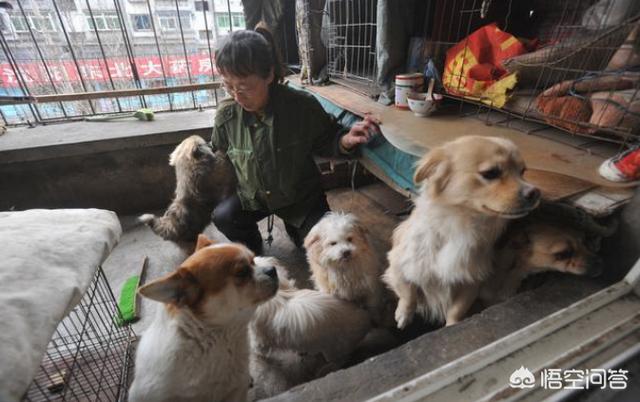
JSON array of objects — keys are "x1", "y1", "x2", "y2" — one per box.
[
  {"x1": 304, "y1": 212, "x2": 387, "y2": 324},
  {"x1": 128, "y1": 235, "x2": 278, "y2": 402},
  {"x1": 480, "y1": 222, "x2": 603, "y2": 305},
  {"x1": 139, "y1": 135, "x2": 236, "y2": 247},
  {"x1": 250, "y1": 256, "x2": 371, "y2": 364},
  {"x1": 383, "y1": 136, "x2": 541, "y2": 328}
]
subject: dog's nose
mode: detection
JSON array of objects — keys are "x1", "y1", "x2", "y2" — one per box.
[
  {"x1": 342, "y1": 250, "x2": 352, "y2": 259},
  {"x1": 520, "y1": 185, "x2": 541, "y2": 205},
  {"x1": 264, "y1": 266, "x2": 278, "y2": 279}
]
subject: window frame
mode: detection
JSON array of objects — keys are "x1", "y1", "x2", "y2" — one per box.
[{"x1": 131, "y1": 14, "x2": 152, "y2": 32}]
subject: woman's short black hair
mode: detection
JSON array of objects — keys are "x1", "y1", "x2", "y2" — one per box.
[{"x1": 215, "y1": 23, "x2": 284, "y2": 82}]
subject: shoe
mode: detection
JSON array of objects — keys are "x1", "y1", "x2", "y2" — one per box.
[{"x1": 599, "y1": 144, "x2": 640, "y2": 182}]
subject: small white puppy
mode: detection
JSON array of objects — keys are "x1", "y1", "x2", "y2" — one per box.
[
  {"x1": 304, "y1": 212, "x2": 386, "y2": 322},
  {"x1": 251, "y1": 256, "x2": 371, "y2": 364},
  {"x1": 128, "y1": 235, "x2": 278, "y2": 402}
]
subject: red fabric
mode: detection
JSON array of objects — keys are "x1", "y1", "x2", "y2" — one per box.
[{"x1": 443, "y1": 23, "x2": 528, "y2": 97}]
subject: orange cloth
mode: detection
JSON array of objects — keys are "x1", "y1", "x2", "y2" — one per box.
[{"x1": 443, "y1": 23, "x2": 528, "y2": 107}]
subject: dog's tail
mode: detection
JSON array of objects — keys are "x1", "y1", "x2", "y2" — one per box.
[{"x1": 138, "y1": 213, "x2": 183, "y2": 241}]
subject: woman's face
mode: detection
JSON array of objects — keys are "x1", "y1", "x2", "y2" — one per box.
[{"x1": 221, "y1": 71, "x2": 273, "y2": 112}]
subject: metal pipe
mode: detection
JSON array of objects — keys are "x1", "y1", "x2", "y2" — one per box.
[
  {"x1": 51, "y1": 0, "x2": 96, "y2": 114},
  {"x1": 226, "y1": 0, "x2": 233, "y2": 33},
  {"x1": 201, "y1": 0, "x2": 218, "y2": 105},
  {"x1": 112, "y1": 0, "x2": 146, "y2": 109},
  {"x1": 16, "y1": 0, "x2": 68, "y2": 118},
  {"x1": 0, "y1": 29, "x2": 41, "y2": 123},
  {"x1": 175, "y1": 0, "x2": 197, "y2": 108},
  {"x1": 146, "y1": 0, "x2": 173, "y2": 110},
  {"x1": 85, "y1": 0, "x2": 123, "y2": 113}
]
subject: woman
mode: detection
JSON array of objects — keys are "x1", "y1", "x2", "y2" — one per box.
[{"x1": 211, "y1": 24, "x2": 380, "y2": 254}]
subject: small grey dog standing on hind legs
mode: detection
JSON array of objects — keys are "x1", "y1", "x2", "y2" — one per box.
[{"x1": 139, "y1": 135, "x2": 236, "y2": 248}]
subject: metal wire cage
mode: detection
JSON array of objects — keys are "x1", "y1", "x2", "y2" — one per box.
[
  {"x1": 420, "y1": 0, "x2": 640, "y2": 146},
  {"x1": 323, "y1": 0, "x2": 378, "y2": 96},
  {"x1": 320, "y1": 0, "x2": 640, "y2": 146},
  {"x1": 22, "y1": 266, "x2": 136, "y2": 402}
]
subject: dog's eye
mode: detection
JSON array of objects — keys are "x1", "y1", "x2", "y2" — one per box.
[
  {"x1": 554, "y1": 249, "x2": 574, "y2": 260},
  {"x1": 330, "y1": 241, "x2": 337, "y2": 246},
  {"x1": 235, "y1": 265, "x2": 252, "y2": 278},
  {"x1": 346, "y1": 237, "x2": 353, "y2": 242},
  {"x1": 480, "y1": 167, "x2": 502, "y2": 180}
]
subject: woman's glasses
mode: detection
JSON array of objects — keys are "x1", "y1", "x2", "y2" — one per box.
[{"x1": 222, "y1": 81, "x2": 258, "y2": 96}]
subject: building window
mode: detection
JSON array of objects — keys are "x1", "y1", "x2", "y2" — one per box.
[
  {"x1": 10, "y1": 16, "x2": 28, "y2": 32},
  {"x1": 29, "y1": 16, "x2": 56, "y2": 32},
  {"x1": 131, "y1": 14, "x2": 151, "y2": 31},
  {"x1": 215, "y1": 14, "x2": 230, "y2": 29},
  {"x1": 159, "y1": 16, "x2": 177, "y2": 31},
  {"x1": 159, "y1": 14, "x2": 191, "y2": 31},
  {"x1": 180, "y1": 15, "x2": 192, "y2": 29},
  {"x1": 87, "y1": 15, "x2": 120, "y2": 31},
  {"x1": 199, "y1": 29, "x2": 212, "y2": 40},
  {"x1": 195, "y1": 1, "x2": 209, "y2": 12},
  {"x1": 232, "y1": 13, "x2": 244, "y2": 28},
  {"x1": 106, "y1": 15, "x2": 120, "y2": 30},
  {"x1": 11, "y1": 15, "x2": 56, "y2": 32}
]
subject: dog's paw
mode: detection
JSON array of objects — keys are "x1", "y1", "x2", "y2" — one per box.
[
  {"x1": 138, "y1": 213, "x2": 155, "y2": 225},
  {"x1": 395, "y1": 305, "x2": 415, "y2": 329}
]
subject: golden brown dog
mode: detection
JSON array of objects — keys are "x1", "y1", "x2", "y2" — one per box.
[
  {"x1": 384, "y1": 136, "x2": 540, "y2": 327},
  {"x1": 480, "y1": 222, "x2": 603, "y2": 305}
]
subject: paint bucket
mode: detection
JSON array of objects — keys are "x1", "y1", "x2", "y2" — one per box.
[{"x1": 395, "y1": 73, "x2": 424, "y2": 109}]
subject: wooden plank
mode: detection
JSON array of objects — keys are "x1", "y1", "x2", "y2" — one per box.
[
  {"x1": 0, "y1": 82, "x2": 223, "y2": 105},
  {"x1": 524, "y1": 169, "x2": 596, "y2": 201},
  {"x1": 297, "y1": 79, "x2": 635, "y2": 189}
]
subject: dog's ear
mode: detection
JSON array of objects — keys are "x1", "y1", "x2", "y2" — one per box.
[
  {"x1": 168, "y1": 146, "x2": 180, "y2": 166},
  {"x1": 195, "y1": 234, "x2": 214, "y2": 251},
  {"x1": 414, "y1": 147, "x2": 451, "y2": 195},
  {"x1": 138, "y1": 267, "x2": 202, "y2": 306},
  {"x1": 354, "y1": 221, "x2": 370, "y2": 241},
  {"x1": 192, "y1": 144, "x2": 204, "y2": 159},
  {"x1": 303, "y1": 229, "x2": 320, "y2": 250}
]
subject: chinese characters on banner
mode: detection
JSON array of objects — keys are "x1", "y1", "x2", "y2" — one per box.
[{"x1": 0, "y1": 55, "x2": 218, "y2": 87}]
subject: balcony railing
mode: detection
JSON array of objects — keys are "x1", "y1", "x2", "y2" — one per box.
[{"x1": 0, "y1": 0, "x2": 244, "y2": 126}]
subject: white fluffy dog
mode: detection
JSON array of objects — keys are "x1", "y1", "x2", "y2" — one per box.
[
  {"x1": 304, "y1": 212, "x2": 386, "y2": 323},
  {"x1": 251, "y1": 256, "x2": 371, "y2": 364},
  {"x1": 384, "y1": 136, "x2": 541, "y2": 328}
]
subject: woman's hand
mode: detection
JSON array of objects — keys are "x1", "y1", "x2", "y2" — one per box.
[{"x1": 340, "y1": 115, "x2": 382, "y2": 151}]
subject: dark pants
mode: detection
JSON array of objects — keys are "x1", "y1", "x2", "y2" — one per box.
[{"x1": 212, "y1": 194, "x2": 330, "y2": 254}]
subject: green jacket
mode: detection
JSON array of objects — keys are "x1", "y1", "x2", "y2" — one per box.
[{"x1": 211, "y1": 83, "x2": 348, "y2": 227}]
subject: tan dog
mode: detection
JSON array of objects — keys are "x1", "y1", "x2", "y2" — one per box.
[
  {"x1": 384, "y1": 136, "x2": 540, "y2": 327},
  {"x1": 128, "y1": 235, "x2": 278, "y2": 402},
  {"x1": 480, "y1": 222, "x2": 603, "y2": 305},
  {"x1": 251, "y1": 256, "x2": 371, "y2": 363},
  {"x1": 304, "y1": 212, "x2": 387, "y2": 323}
]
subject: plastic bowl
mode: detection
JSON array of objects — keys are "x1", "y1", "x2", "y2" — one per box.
[{"x1": 407, "y1": 92, "x2": 443, "y2": 117}]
